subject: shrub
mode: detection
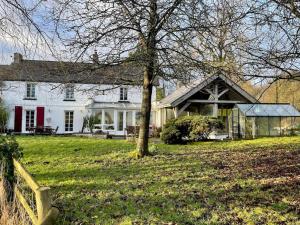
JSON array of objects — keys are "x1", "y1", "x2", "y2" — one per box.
[
  {"x1": 0, "y1": 136, "x2": 23, "y2": 200},
  {"x1": 174, "y1": 116, "x2": 193, "y2": 138},
  {"x1": 190, "y1": 116, "x2": 224, "y2": 140},
  {"x1": 161, "y1": 124, "x2": 182, "y2": 144},
  {"x1": 161, "y1": 115, "x2": 224, "y2": 144},
  {"x1": 149, "y1": 144, "x2": 159, "y2": 154},
  {"x1": 0, "y1": 103, "x2": 9, "y2": 133}
]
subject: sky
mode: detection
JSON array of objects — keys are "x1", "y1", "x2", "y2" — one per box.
[{"x1": 0, "y1": 0, "x2": 62, "y2": 64}]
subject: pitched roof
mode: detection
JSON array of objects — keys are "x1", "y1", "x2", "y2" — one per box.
[
  {"x1": 0, "y1": 58, "x2": 146, "y2": 85},
  {"x1": 158, "y1": 74, "x2": 258, "y2": 107}
]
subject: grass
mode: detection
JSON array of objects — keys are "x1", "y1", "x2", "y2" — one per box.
[
  {"x1": 0, "y1": 175, "x2": 30, "y2": 225},
  {"x1": 16, "y1": 136, "x2": 300, "y2": 225}
]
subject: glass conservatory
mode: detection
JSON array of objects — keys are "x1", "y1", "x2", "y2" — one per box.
[{"x1": 229, "y1": 104, "x2": 300, "y2": 139}]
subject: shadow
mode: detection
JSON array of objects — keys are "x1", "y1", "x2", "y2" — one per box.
[{"x1": 22, "y1": 140, "x2": 300, "y2": 224}]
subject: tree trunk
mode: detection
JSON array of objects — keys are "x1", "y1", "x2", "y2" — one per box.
[
  {"x1": 136, "y1": 66, "x2": 153, "y2": 157},
  {"x1": 136, "y1": 0, "x2": 157, "y2": 157}
]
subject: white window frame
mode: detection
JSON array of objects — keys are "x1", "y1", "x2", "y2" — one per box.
[
  {"x1": 26, "y1": 83, "x2": 36, "y2": 99},
  {"x1": 25, "y1": 110, "x2": 35, "y2": 130},
  {"x1": 65, "y1": 111, "x2": 74, "y2": 132},
  {"x1": 65, "y1": 85, "x2": 75, "y2": 100},
  {"x1": 119, "y1": 87, "x2": 128, "y2": 101}
]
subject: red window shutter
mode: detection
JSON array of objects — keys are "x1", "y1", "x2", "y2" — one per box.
[
  {"x1": 14, "y1": 106, "x2": 22, "y2": 132},
  {"x1": 36, "y1": 107, "x2": 45, "y2": 127}
]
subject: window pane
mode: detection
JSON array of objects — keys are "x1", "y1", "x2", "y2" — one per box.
[
  {"x1": 135, "y1": 112, "x2": 141, "y2": 125},
  {"x1": 269, "y1": 117, "x2": 281, "y2": 136},
  {"x1": 256, "y1": 117, "x2": 269, "y2": 136},
  {"x1": 103, "y1": 110, "x2": 114, "y2": 130},
  {"x1": 118, "y1": 111, "x2": 124, "y2": 131},
  {"x1": 95, "y1": 111, "x2": 102, "y2": 124},
  {"x1": 120, "y1": 88, "x2": 123, "y2": 100},
  {"x1": 32, "y1": 84, "x2": 35, "y2": 97},
  {"x1": 126, "y1": 111, "x2": 133, "y2": 127}
]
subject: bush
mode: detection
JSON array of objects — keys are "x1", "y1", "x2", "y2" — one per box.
[
  {"x1": 0, "y1": 103, "x2": 9, "y2": 133},
  {"x1": 161, "y1": 115, "x2": 224, "y2": 144},
  {"x1": 190, "y1": 116, "x2": 224, "y2": 140},
  {"x1": 161, "y1": 124, "x2": 182, "y2": 144},
  {"x1": 0, "y1": 136, "x2": 23, "y2": 200},
  {"x1": 174, "y1": 116, "x2": 193, "y2": 138}
]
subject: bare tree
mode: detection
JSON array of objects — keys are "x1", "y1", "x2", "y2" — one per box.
[
  {"x1": 2, "y1": 0, "x2": 299, "y2": 157},
  {"x1": 50, "y1": 0, "x2": 223, "y2": 157},
  {"x1": 242, "y1": 0, "x2": 300, "y2": 81}
]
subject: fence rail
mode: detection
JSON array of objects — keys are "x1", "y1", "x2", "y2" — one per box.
[{"x1": 13, "y1": 159, "x2": 59, "y2": 225}]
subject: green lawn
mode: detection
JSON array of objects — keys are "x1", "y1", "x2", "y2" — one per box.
[{"x1": 17, "y1": 136, "x2": 300, "y2": 225}]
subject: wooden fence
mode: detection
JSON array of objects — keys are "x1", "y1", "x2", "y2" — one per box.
[{"x1": 13, "y1": 159, "x2": 59, "y2": 225}]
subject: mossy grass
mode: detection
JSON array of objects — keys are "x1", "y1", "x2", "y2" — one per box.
[{"x1": 17, "y1": 136, "x2": 300, "y2": 224}]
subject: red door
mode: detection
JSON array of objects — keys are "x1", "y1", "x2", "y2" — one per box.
[
  {"x1": 36, "y1": 107, "x2": 45, "y2": 127},
  {"x1": 14, "y1": 106, "x2": 22, "y2": 132}
]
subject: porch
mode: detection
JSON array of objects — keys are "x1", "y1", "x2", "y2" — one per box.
[
  {"x1": 86, "y1": 101, "x2": 142, "y2": 135},
  {"x1": 153, "y1": 75, "x2": 258, "y2": 133}
]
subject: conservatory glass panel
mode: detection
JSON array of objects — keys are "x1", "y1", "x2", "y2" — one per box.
[
  {"x1": 198, "y1": 104, "x2": 213, "y2": 116},
  {"x1": 117, "y1": 111, "x2": 124, "y2": 131},
  {"x1": 126, "y1": 111, "x2": 133, "y2": 127},
  {"x1": 269, "y1": 117, "x2": 281, "y2": 136},
  {"x1": 95, "y1": 110, "x2": 102, "y2": 124},
  {"x1": 135, "y1": 111, "x2": 141, "y2": 125},
  {"x1": 103, "y1": 109, "x2": 115, "y2": 130},
  {"x1": 256, "y1": 117, "x2": 269, "y2": 136},
  {"x1": 244, "y1": 117, "x2": 254, "y2": 138},
  {"x1": 281, "y1": 117, "x2": 292, "y2": 135}
]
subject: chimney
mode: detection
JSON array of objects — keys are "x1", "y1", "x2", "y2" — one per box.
[
  {"x1": 13, "y1": 53, "x2": 23, "y2": 64},
  {"x1": 92, "y1": 50, "x2": 99, "y2": 64}
]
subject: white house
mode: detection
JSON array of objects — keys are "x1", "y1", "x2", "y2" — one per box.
[{"x1": 0, "y1": 53, "x2": 157, "y2": 135}]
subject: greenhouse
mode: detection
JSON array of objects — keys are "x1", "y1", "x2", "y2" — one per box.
[{"x1": 229, "y1": 104, "x2": 300, "y2": 139}]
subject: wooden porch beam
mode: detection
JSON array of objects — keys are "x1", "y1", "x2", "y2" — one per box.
[
  {"x1": 205, "y1": 88, "x2": 214, "y2": 96},
  {"x1": 173, "y1": 107, "x2": 179, "y2": 118},
  {"x1": 177, "y1": 102, "x2": 191, "y2": 116},
  {"x1": 218, "y1": 88, "x2": 229, "y2": 98},
  {"x1": 187, "y1": 100, "x2": 242, "y2": 104}
]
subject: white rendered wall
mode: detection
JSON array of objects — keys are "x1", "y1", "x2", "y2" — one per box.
[{"x1": 2, "y1": 81, "x2": 156, "y2": 134}]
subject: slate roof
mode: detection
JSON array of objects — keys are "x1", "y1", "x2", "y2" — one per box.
[
  {"x1": 0, "y1": 58, "x2": 146, "y2": 85},
  {"x1": 158, "y1": 74, "x2": 258, "y2": 108}
]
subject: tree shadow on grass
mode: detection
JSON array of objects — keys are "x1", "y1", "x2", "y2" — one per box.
[{"x1": 30, "y1": 147, "x2": 300, "y2": 224}]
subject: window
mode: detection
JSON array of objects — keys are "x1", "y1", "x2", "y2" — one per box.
[
  {"x1": 26, "y1": 110, "x2": 35, "y2": 130},
  {"x1": 26, "y1": 83, "x2": 36, "y2": 99},
  {"x1": 65, "y1": 85, "x2": 75, "y2": 100},
  {"x1": 65, "y1": 111, "x2": 74, "y2": 132},
  {"x1": 120, "y1": 87, "x2": 128, "y2": 101}
]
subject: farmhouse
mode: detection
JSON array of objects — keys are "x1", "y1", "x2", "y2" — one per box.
[
  {"x1": 0, "y1": 53, "x2": 299, "y2": 137},
  {"x1": 0, "y1": 53, "x2": 156, "y2": 135}
]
